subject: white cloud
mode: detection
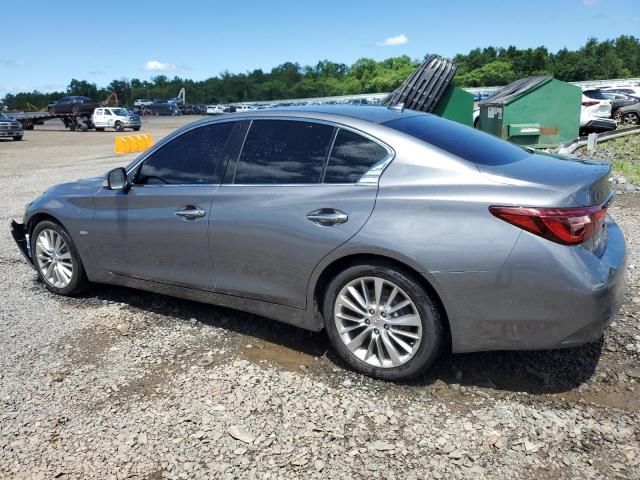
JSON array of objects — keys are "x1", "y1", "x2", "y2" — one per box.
[
  {"x1": 143, "y1": 60, "x2": 177, "y2": 72},
  {"x1": 0, "y1": 59, "x2": 27, "y2": 67},
  {"x1": 376, "y1": 34, "x2": 408, "y2": 47}
]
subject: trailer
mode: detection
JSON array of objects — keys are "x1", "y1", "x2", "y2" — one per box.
[{"x1": 8, "y1": 111, "x2": 94, "y2": 132}]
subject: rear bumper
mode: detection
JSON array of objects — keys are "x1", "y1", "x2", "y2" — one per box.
[
  {"x1": 10, "y1": 220, "x2": 34, "y2": 268},
  {"x1": 582, "y1": 118, "x2": 617, "y2": 132},
  {"x1": 436, "y1": 217, "x2": 627, "y2": 353}
]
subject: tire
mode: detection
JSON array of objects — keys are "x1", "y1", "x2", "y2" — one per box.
[
  {"x1": 13, "y1": 136, "x2": 23, "y2": 141},
  {"x1": 621, "y1": 112, "x2": 640, "y2": 125},
  {"x1": 613, "y1": 109, "x2": 622, "y2": 122},
  {"x1": 323, "y1": 263, "x2": 443, "y2": 381},
  {"x1": 71, "y1": 105, "x2": 80, "y2": 115},
  {"x1": 48, "y1": 107, "x2": 55, "y2": 115},
  {"x1": 115, "y1": 121, "x2": 124, "y2": 132},
  {"x1": 95, "y1": 127, "x2": 105, "y2": 132},
  {"x1": 133, "y1": 126, "x2": 141, "y2": 131},
  {"x1": 30, "y1": 220, "x2": 89, "y2": 296}
]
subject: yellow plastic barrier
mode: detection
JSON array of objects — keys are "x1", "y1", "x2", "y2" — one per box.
[{"x1": 114, "y1": 134, "x2": 154, "y2": 155}]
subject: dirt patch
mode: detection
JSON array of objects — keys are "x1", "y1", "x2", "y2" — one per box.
[{"x1": 239, "y1": 339, "x2": 319, "y2": 372}]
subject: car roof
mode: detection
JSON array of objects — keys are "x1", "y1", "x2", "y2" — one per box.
[{"x1": 222, "y1": 105, "x2": 427, "y2": 124}]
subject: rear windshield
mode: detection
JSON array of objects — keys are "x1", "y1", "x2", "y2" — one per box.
[{"x1": 383, "y1": 115, "x2": 530, "y2": 166}]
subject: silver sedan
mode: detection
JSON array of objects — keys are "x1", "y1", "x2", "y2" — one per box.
[{"x1": 11, "y1": 106, "x2": 627, "y2": 380}]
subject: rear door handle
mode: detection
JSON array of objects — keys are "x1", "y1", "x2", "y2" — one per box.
[
  {"x1": 306, "y1": 209, "x2": 348, "y2": 226},
  {"x1": 175, "y1": 207, "x2": 206, "y2": 220}
]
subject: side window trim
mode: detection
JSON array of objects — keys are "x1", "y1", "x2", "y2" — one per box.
[
  {"x1": 322, "y1": 127, "x2": 395, "y2": 186},
  {"x1": 319, "y1": 128, "x2": 339, "y2": 184},
  {"x1": 224, "y1": 117, "x2": 394, "y2": 187},
  {"x1": 231, "y1": 119, "x2": 335, "y2": 186},
  {"x1": 132, "y1": 121, "x2": 237, "y2": 187},
  {"x1": 127, "y1": 120, "x2": 241, "y2": 186}
]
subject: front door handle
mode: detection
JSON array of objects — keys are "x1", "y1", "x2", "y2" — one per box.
[
  {"x1": 306, "y1": 209, "x2": 348, "y2": 226},
  {"x1": 175, "y1": 207, "x2": 206, "y2": 220}
]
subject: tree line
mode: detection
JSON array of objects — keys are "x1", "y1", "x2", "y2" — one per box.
[{"x1": 3, "y1": 36, "x2": 639, "y2": 110}]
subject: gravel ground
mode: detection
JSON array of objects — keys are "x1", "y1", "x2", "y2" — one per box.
[{"x1": 1, "y1": 118, "x2": 639, "y2": 479}]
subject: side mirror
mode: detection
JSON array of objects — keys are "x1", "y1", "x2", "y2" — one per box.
[{"x1": 105, "y1": 167, "x2": 130, "y2": 192}]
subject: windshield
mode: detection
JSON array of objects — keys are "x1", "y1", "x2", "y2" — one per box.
[
  {"x1": 0, "y1": 113, "x2": 8, "y2": 120},
  {"x1": 111, "y1": 108, "x2": 127, "y2": 116},
  {"x1": 383, "y1": 114, "x2": 531, "y2": 166}
]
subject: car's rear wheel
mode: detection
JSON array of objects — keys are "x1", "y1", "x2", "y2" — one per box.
[
  {"x1": 621, "y1": 112, "x2": 640, "y2": 125},
  {"x1": 323, "y1": 263, "x2": 443, "y2": 380},
  {"x1": 31, "y1": 220, "x2": 89, "y2": 296},
  {"x1": 48, "y1": 107, "x2": 55, "y2": 115},
  {"x1": 71, "y1": 105, "x2": 80, "y2": 115},
  {"x1": 133, "y1": 126, "x2": 141, "y2": 131}
]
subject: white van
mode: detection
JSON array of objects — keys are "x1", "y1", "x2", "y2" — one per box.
[{"x1": 92, "y1": 107, "x2": 141, "y2": 132}]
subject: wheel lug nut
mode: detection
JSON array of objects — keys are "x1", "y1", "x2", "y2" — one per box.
[
  {"x1": 374, "y1": 329, "x2": 379, "y2": 334},
  {"x1": 364, "y1": 319, "x2": 370, "y2": 325},
  {"x1": 369, "y1": 309, "x2": 375, "y2": 315},
  {"x1": 384, "y1": 324, "x2": 389, "y2": 330},
  {"x1": 381, "y1": 312, "x2": 386, "y2": 318}
]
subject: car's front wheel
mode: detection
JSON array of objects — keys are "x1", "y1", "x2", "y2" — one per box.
[
  {"x1": 30, "y1": 220, "x2": 89, "y2": 295},
  {"x1": 323, "y1": 263, "x2": 443, "y2": 380}
]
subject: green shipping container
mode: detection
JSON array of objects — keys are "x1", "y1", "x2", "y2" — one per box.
[
  {"x1": 478, "y1": 76, "x2": 581, "y2": 147},
  {"x1": 433, "y1": 85, "x2": 474, "y2": 126}
]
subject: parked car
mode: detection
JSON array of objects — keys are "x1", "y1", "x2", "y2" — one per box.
[
  {"x1": 615, "y1": 103, "x2": 640, "y2": 125},
  {"x1": 580, "y1": 110, "x2": 617, "y2": 135},
  {"x1": 581, "y1": 93, "x2": 612, "y2": 119},
  {"x1": 10, "y1": 106, "x2": 626, "y2": 380},
  {"x1": 48, "y1": 96, "x2": 101, "y2": 115},
  {"x1": 0, "y1": 112, "x2": 23, "y2": 140},
  {"x1": 583, "y1": 89, "x2": 638, "y2": 121},
  {"x1": 133, "y1": 99, "x2": 154, "y2": 107},
  {"x1": 603, "y1": 86, "x2": 640, "y2": 97},
  {"x1": 206, "y1": 104, "x2": 225, "y2": 115},
  {"x1": 147, "y1": 102, "x2": 180, "y2": 116},
  {"x1": 223, "y1": 105, "x2": 237, "y2": 113},
  {"x1": 92, "y1": 107, "x2": 141, "y2": 132}
]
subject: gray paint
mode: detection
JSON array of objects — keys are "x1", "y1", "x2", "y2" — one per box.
[{"x1": 15, "y1": 106, "x2": 627, "y2": 353}]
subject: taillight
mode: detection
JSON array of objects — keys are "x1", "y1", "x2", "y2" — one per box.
[
  {"x1": 489, "y1": 205, "x2": 607, "y2": 245},
  {"x1": 582, "y1": 100, "x2": 599, "y2": 107}
]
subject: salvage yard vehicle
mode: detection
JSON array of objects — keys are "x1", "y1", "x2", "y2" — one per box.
[
  {"x1": 584, "y1": 89, "x2": 639, "y2": 121},
  {"x1": 133, "y1": 99, "x2": 154, "y2": 107},
  {"x1": 10, "y1": 106, "x2": 627, "y2": 380},
  {"x1": 48, "y1": 96, "x2": 101, "y2": 115},
  {"x1": 0, "y1": 112, "x2": 23, "y2": 140},
  {"x1": 92, "y1": 107, "x2": 141, "y2": 132},
  {"x1": 206, "y1": 104, "x2": 225, "y2": 115},
  {"x1": 616, "y1": 103, "x2": 640, "y2": 125}
]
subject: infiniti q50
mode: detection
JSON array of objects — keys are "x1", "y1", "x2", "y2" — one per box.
[{"x1": 11, "y1": 106, "x2": 626, "y2": 380}]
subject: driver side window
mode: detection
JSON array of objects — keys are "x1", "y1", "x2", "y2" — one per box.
[{"x1": 136, "y1": 122, "x2": 234, "y2": 185}]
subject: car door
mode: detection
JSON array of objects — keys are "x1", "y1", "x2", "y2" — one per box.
[
  {"x1": 210, "y1": 119, "x2": 392, "y2": 310},
  {"x1": 91, "y1": 121, "x2": 240, "y2": 289},
  {"x1": 94, "y1": 109, "x2": 105, "y2": 126}
]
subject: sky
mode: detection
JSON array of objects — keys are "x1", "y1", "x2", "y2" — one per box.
[{"x1": 1, "y1": 0, "x2": 639, "y2": 96}]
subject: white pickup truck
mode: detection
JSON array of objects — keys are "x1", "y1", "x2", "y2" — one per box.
[{"x1": 92, "y1": 107, "x2": 141, "y2": 132}]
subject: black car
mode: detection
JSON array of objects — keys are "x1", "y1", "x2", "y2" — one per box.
[
  {"x1": 48, "y1": 96, "x2": 101, "y2": 115},
  {"x1": 583, "y1": 89, "x2": 639, "y2": 121}
]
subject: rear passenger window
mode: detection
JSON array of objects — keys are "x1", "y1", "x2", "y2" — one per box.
[
  {"x1": 234, "y1": 120, "x2": 334, "y2": 184},
  {"x1": 324, "y1": 129, "x2": 389, "y2": 184},
  {"x1": 136, "y1": 123, "x2": 234, "y2": 185}
]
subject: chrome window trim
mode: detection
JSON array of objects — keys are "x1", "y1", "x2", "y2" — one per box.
[
  {"x1": 229, "y1": 116, "x2": 395, "y2": 187},
  {"x1": 124, "y1": 114, "x2": 396, "y2": 188}
]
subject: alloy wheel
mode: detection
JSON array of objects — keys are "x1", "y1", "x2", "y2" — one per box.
[
  {"x1": 334, "y1": 276, "x2": 422, "y2": 368},
  {"x1": 35, "y1": 229, "x2": 74, "y2": 288},
  {"x1": 622, "y1": 112, "x2": 640, "y2": 125}
]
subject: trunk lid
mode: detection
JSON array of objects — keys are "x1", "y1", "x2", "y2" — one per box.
[{"x1": 477, "y1": 151, "x2": 611, "y2": 207}]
